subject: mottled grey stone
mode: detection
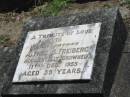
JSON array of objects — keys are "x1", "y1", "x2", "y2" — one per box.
[
  {"x1": 1, "y1": 8, "x2": 127, "y2": 97},
  {"x1": 0, "y1": 47, "x2": 15, "y2": 97},
  {"x1": 3, "y1": 47, "x2": 8, "y2": 53},
  {"x1": 110, "y1": 54, "x2": 130, "y2": 97}
]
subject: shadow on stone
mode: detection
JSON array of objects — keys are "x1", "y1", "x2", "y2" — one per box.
[{"x1": 103, "y1": 11, "x2": 128, "y2": 97}]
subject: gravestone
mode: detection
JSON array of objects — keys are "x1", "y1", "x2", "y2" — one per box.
[{"x1": 1, "y1": 8, "x2": 127, "y2": 97}]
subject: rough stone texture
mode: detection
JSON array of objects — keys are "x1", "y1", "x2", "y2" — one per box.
[
  {"x1": 110, "y1": 54, "x2": 130, "y2": 97},
  {"x1": 1, "y1": 8, "x2": 127, "y2": 97},
  {"x1": 122, "y1": 18, "x2": 130, "y2": 53},
  {"x1": 0, "y1": 47, "x2": 15, "y2": 97}
]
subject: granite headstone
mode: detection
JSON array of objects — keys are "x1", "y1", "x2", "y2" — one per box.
[{"x1": 1, "y1": 8, "x2": 127, "y2": 97}]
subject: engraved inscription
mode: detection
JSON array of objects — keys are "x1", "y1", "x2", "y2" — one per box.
[{"x1": 13, "y1": 23, "x2": 101, "y2": 82}]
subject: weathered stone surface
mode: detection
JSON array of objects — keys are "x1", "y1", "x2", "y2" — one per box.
[
  {"x1": 12, "y1": 23, "x2": 101, "y2": 82},
  {"x1": 122, "y1": 21, "x2": 130, "y2": 52},
  {"x1": 110, "y1": 53, "x2": 130, "y2": 97},
  {"x1": 0, "y1": 47, "x2": 15, "y2": 97},
  {"x1": 1, "y1": 8, "x2": 127, "y2": 97}
]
